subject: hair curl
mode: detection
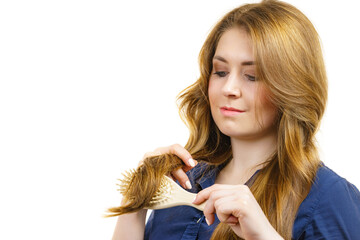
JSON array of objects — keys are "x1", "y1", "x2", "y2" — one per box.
[
  {"x1": 108, "y1": 1, "x2": 327, "y2": 239},
  {"x1": 179, "y1": 0, "x2": 327, "y2": 239}
]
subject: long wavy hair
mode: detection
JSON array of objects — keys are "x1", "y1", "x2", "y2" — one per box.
[{"x1": 177, "y1": 0, "x2": 327, "y2": 239}]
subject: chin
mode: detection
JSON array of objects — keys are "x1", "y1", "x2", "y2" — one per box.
[
  {"x1": 218, "y1": 126, "x2": 270, "y2": 140},
  {"x1": 218, "y1": 127, "x2": 252, "y2": 139}
]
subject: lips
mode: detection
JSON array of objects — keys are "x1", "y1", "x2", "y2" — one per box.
[
  {"x1": 220, "y1": 106, "x2": 245, "y2": 116},
  {"x1": 220, "y1": 107, "x2": 244, "y2": 112},
  {"x1": 221, "y1": 107, "x2": 244, "y2": 112}
]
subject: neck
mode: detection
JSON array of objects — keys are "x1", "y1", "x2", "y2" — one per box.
[
  {"x1": 231, "y1": 132, "x2": 277, "y2": 170},
  {"x1": 217, "y1": 130, "x2": 277, "y2": 185}
]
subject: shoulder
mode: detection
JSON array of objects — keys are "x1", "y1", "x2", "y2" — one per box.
[
  {"x1": 311, "y1": 165, "x2": 359, "y2": 200},
  {"x1": 311, "y1": 166, "x2": 360, "y2": 221},
  {"x1": 293, "y1": 164, "x2": 360, "y2": 239},
  {"x1": 186, "y1": 162, "x2": 216, "y2": 191},
  {"x1": 312, "y1": 165, "x2": 360, "y2": 209}
]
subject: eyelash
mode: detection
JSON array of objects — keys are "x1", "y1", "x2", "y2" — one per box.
[
  {"x1": 214, "y1": 71, "x2": 228, "y2": 77},
  {"x1": 213, "y1": 71, "x2": 256, "y2": 81},
  {"x1": 246, "y1": 74, "x2": 256, "y2": 81}
]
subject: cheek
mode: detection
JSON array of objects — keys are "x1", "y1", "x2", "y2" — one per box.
[
  {"x1": 257, "y1": 87, "x2": 278, "y2": 125},
  {"x1": 208, "y1": 79, "x2": 218, "y2": 106}
]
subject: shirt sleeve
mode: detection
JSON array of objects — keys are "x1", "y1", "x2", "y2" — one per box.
[{"x1": 303, "y1": 178, "x2": 360, "y2": 239}]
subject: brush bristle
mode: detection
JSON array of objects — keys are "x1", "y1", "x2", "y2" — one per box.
[
  {"x1": 117, "y1": 170, "x2": 173, "y2": 207},
  {"x1": 148, "y1": 176, "x2": 173, "y2": 206},
  {"x1": 117, "y1": 169, "x2": 136, "y2": 195}
]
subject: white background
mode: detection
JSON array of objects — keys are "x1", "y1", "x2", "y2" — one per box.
[{"x1": 0, "y1": 0, "x2": 359, "y2": 239}]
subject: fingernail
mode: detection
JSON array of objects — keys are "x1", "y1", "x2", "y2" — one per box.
[
  {"x1": 188, "y1": 158, "x2": 195, "y2": 167},
  {"x1": 205, "y1": 218, "x2": 211, "y2": 226},
  {"x1": 192, "y1": 195, "x2": 197, "y2": 203},
  {"x1": 185, "y1": 180, "x2": 192, "y2": 189}
]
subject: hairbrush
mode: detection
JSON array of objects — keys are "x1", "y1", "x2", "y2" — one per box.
[
  {"x1": 107, "y1": 169, "x2": 205, "y2": 216},
  {"x1": 147, "y1": 175, "x2": 205, "y2": 211}
]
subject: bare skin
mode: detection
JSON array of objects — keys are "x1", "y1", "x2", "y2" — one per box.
[
  {"x1": 112, "y1": 143, "x2": 283, "y2": 240},
  {"x1": 111, "y1": 144, "x2": 197, "y2": 240},
  {"x1": 112, "y1": 28, "x2": 284, "y2": 240}
]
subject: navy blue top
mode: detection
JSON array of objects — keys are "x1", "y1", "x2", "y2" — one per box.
[{"x1": 144, "y1": 163, "x2": 360, "y2": 239}]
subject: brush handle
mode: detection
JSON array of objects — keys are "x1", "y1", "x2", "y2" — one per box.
[
  {"x1": 147, "y1": 176, "x2": 206, "y2": 211},
  {"x1": 148, "y1": 189, "x2": 206, "y2": 211},
  {"x1": 173, "y1": 189, "x2": 206, "y2": 211}
]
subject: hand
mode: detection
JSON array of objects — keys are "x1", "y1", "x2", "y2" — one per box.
[
  {"x1": 193, "y1": 184, "x2": 283, "y2": 240},
  {"x1": 142, "y1": 144, "x2": 197, "y2": 189}
]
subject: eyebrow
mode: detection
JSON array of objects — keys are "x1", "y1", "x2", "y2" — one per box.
[{"x1": 213, "y1": 55, "x2": 255, "y2": 66}]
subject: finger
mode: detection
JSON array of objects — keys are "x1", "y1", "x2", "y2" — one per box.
[
  {"x1": 142, "y1": 145, "x2": 174, "y2": 160},
  {"x1": 143, "y1": 144, "x2": 197, "y2": 167},
  {"x1": 193, "y1": 185, "x2": 215, "y2": 204},
  {"x1": 142, "y1": 150, "x2": 162, "y2": 160},
  {"x1": 202, "y1": 188, "x2": 236, "y2": 225},
  {"x1": 218, "y1": 198, "x2": 246, "y2": 221},
  {"x1": 171, "y1": 168, "x2": 192, "y2": 189},
  {"x1": 226, "y1": 215, "x2": 239, "y2": 225},
  {"x1": 203, "y1": 196, "x2": 216, "y2": 226},
  {"x1": 214, "y1": 196, "x2": 240, "y2": 223},
  {"x1": 193, "y1": 184, "x2": 234, "y2": 204},
  {"x1": 181, "y1": 160, "x2": 198, "y2": 172},
  {"x1": 168, "y1": 144, "x2": 196, "y2": 168}
]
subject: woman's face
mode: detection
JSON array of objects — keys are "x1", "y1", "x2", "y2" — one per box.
[{"x1": 208, "y1": 27, "x2": 278, "y2": 140}]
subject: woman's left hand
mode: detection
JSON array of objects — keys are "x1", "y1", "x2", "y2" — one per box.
[{"x1": 193, "y1": 184, "x2": 283, "y2": 240}]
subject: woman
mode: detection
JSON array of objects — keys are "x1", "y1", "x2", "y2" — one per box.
[{"x1": 112, "y1": 0, "x2": 360, "y2": 239}]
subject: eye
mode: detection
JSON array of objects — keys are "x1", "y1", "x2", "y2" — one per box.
[
  {"x1": 245, "y1": 74, "x2": 256, "y2": 81},
  {"x1": 214, "y1": 71, "x2": 228, "y2": 77}
]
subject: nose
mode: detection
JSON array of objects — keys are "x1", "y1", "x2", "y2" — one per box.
[{"x1": 222, "y1": 73, "x2": 241, "y2": 98}]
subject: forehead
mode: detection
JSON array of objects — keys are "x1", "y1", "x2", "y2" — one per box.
[{"x1": 214, "y1": 27, "x2": 254, "y2": 63}]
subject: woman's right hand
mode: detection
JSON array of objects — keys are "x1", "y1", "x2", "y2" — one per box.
[
  {"x1": 141, "y1": 144, "x2": 198, "y2": 190},
  {"x1": 113, "y1": 144, "x2": 197, "y2": 240}
]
